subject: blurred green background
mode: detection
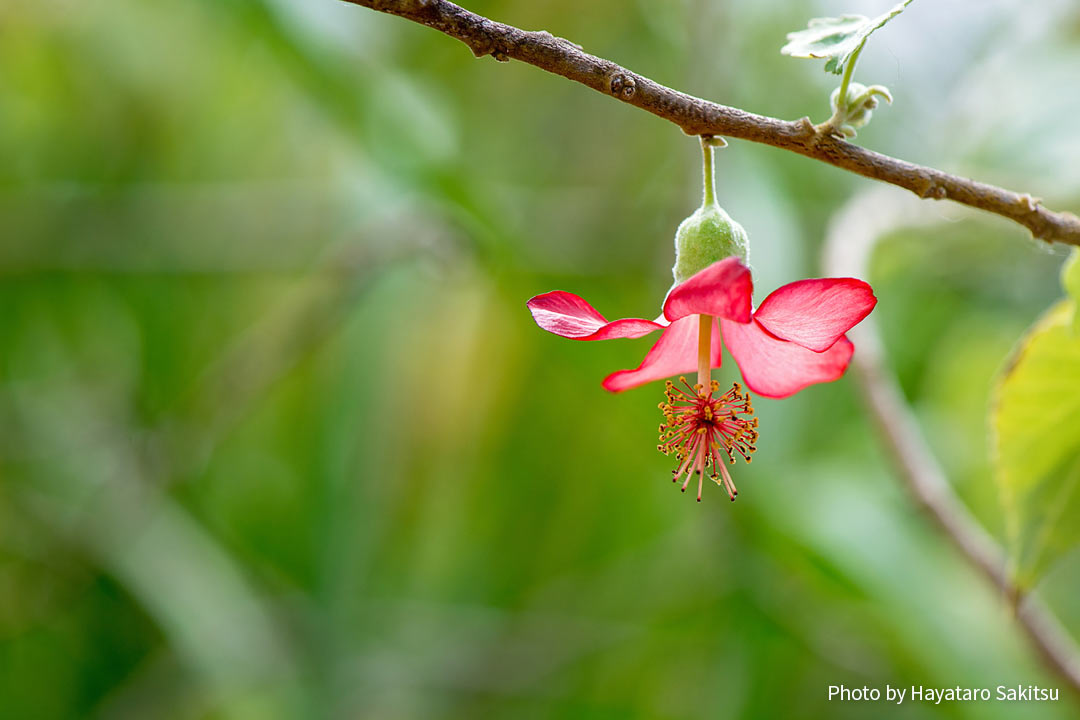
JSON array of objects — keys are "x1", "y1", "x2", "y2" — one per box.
[{"x1": 3, "y1": 0, "x2": 1080, "y2": 717}]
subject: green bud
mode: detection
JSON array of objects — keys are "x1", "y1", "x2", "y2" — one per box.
[
  {"x1": 672, "y1": 202, "x2": 749, "y2": 284},
  {"x1": 830, "y1": 82, "x2": 873, "y2": 129},
  {"x1": 829, "y1": 82, "x2": 892, "y2": 137}
]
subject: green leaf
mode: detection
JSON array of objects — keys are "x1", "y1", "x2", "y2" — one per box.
[
  {"x1": 993, "y1": 299, "x2": 1080, "y2": 589},
  {"x1": 781, "y1": 0, "x2": 914, "y2": 75},
  {"x1": 1063, "y1": 248, "x2": 1080, "y2": 332}
]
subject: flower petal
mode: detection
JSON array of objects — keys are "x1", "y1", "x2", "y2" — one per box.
[
  {"x1": 663, "y1": 258, "x2": 753, "y2": 324},
  {"x1": 721, "y1": 318, "x2": 854, "y2": 398},
  {"x1": 603, "y1": 316, "x2": 722, "y2": 393},
  {"x1": 753, "y1": 277, "x2": 876, "y2": 352},
  {"x1": 527, "y1": 291, "x2": 664, "y2": 340}
]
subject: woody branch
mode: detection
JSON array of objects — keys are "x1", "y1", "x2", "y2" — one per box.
[{"x1": 341, "y1": 0, "x2": 1080, "y2": 246}]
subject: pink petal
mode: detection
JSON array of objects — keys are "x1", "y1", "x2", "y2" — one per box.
[
  {"x1": 603, "y1": 316, "x2": 722, "y2": 393},
  {"x1": 753, "y1": 278, "x2": 876, "y2": 352},
  {"x1": 721, "y1": 318, "x2": 854, "y2": 399},
  {"x1": 663, "y1": 258, "x2": 753, "y2": 324},
  {"x1": 527, "y1": 291, "x2": 664, "y2": 341}
]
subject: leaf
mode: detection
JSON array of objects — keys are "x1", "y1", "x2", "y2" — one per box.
[
  {"x1": 993, "y1": 298, "x2": 1080, "y2": 589},
  {"x1": 781, "y1": 0, "x2": 914, "y2": 75},
  {"x1": 1063, "y1": 248, "x2": 1080, "y2": 333}
]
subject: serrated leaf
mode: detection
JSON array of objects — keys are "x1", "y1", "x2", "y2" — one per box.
[
  {"x1": 782, "y1": 0, "x2": 914, "y2": 75},
  {"x1": 993, "y1": 299, "x2": 1080, "y2": 589}
]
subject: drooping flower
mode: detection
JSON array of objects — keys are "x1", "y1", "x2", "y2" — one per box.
[
  {"x1": 527, "y1": 257, "x2": 876, "y2": 398},
  {"x1": 526, "y1": 257, "x2": 876, "y2": 500},
  {"x1": 527, "y1": 137, "x2": 876, "y2": 500}
]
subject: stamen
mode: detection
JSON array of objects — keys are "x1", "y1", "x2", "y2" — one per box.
[{"x1": 657, "y1": 380, "x2": 758, "y2": 503}]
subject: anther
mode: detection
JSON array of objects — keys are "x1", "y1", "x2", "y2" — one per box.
[{"x1": 657, "y1": 380, "x2": 758, "y2": 502}]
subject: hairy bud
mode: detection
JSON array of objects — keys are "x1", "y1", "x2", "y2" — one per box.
[
  {"x1": 829, "y1": 82, "x2": 893, "y2": 137},
  {"x1": 831, "y1": 82, "x2": 873, "y2": 129},
  {"x1": 672, "y1": 203, "x2": 749, "y2": 284}
]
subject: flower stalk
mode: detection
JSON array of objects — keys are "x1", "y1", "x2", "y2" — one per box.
[{"x1": 701, "y1": 136, "x2": 716, "y2": 207}]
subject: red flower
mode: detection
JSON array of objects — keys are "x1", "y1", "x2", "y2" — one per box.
[{"x1": 527, "y1": 257, "x2": 876, "y2": 399}]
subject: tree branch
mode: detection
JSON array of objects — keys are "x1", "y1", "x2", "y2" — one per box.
[
  {"x1": 825, "y1": 189, "x2": 1080, "y2": 695},
  {"x1": 341, "y1": 0, "x2": 1080, "y2": 245}
]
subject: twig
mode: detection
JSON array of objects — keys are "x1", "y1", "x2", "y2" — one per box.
[
  {"x1": 824, "y1": 189, "x2": 1080, "y2": 694},
  {"x1": 341, "y1": 0, "x2": 1080, "y2": 246}
]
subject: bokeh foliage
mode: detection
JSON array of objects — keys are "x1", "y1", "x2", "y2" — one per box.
[
  {"x1": 993, "y1": 253, "x2": 1080, "y2": 591},
  {"x1": 2, "y1": 0, "x2": 1080, "y2": 718}
]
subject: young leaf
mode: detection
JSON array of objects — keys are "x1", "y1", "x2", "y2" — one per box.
[
  {"x1": 993, "y1": 297, "x2": 1080, "y2": 590},
  {"x1": 781, "y1": 0, "x2": 914, "y2": 75}
]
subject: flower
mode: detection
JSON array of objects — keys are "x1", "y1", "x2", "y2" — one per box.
[
  {"x1": 528, "y1": 257, "x2": 876, "y2": 502},
  {"x1": 526, "y1": 257, "x2": 876, "y2": 399}
]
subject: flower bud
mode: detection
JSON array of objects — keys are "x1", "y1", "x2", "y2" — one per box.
[{"x1": 672, "y1": 202, "x2": 749, "y2": 284}]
